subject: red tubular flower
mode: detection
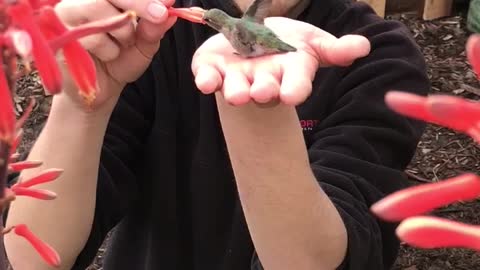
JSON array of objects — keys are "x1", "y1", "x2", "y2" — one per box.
[
  {"x1": 6, "y1": 168, "x2": 63, "y2": 199},
  {"x1": 8, "y1": 160, "x2": 43, "y2": 173},
  {"x1": 13, "y1": 224, "x2": 61, "y2": 267},
  {"x1": 374, "y1": 33, "x2": 480, "y2": 253},
  {"x1": 9, "y1": 153, "x2": 20, "y2": 163},
  {"x1": 467, "y1": 34, "x2": 480, "y2": 78},
  {"x1": 0, "y1": 51, "x2": 15, "y2": 143},
  {"x1": 168, "y1": 6, "x2": 206, "y2": 24},
  {"x1": 10, "y1": 186, "x2": 57, "y2": 200},
  {"x1": 48, "y1": 11, "x2": 137, "y2": 51},
  {"x1": 28, "y1": 0, "x2": 60, "y2": 10},
  {"x1": 14, "y1": 168, "x2": 63, "y2": 188},
  {"x1": 7, "y1": 1, "x2": 63, "y2": 94},
  {"x1": 37, "y1": 7, "x2": 97, "y2": 105},
  {"x1": 384, "y1": 91, "x2": 437, "y2": 123},
  {"x1": 4, "y1": 29, "x2": 34, "y2": 76},
  {"x1": 396, "y1": 216, "x2": 480, "y2": 251},
  {"x1": 385, "y1": 91, "x2": 480, "y2": 142},
  {"x1": 6, "y1": 1, "x2": 136, "y2": 105},
  {"x1": 4, "y1": 29, "x2": 32, "y2": 62},
  {"x1": 39, "y1": 9, "x2": 135, "y2": 106},
  {"x1": 371, "y1": 173, "x2": 480, "y2": 222},
  {"x1": 427, "y1": 95, "x2": 480, "y2": 142}
]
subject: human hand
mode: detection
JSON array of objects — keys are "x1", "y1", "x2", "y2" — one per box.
[
  {"x1": 53, "y1": 0, "x2": 177, "y2": 111},
  {"x1": 191, "y1": 17, "x2": 371, "y2": 106}
]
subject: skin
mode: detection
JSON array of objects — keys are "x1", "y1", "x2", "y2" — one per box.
[
  {"x1": 193, "y1": 7, "x2": 371, "y2": 268},
  {"x1": 5, "y1": 0, "x2": 371, "y2": 269}
]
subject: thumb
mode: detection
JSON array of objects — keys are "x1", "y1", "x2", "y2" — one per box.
[
  {"x1": 134, "y1": 15, "x2": 177, "y2": 60},
  {"x1": 104, "y1": 15, "x2": 177, "y2": 83},
  {"x1": 311, "y1": 34, "x2": 371, "y2": 67}
]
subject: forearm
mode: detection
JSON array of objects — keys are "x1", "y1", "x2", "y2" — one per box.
[
  {"x1": 4, "y1": 95, "x2": 116, "y2": 269},
  {"x1": 216, "y1": 94, "x2": 348, "y2": 270}
]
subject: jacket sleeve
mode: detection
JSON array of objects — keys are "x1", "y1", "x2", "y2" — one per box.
[
  {"x1": 307, "y1": 10, "x2": 429, "y2": 270},
  {"x1": 71, "y1": 66, "x2": 157, "y2": 269},
  {"x1": 249, "y1": 4, "x2": 430, "y2": 270}
]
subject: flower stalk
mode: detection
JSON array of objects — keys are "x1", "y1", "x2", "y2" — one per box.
[
  {"x1": 371, "y1": 34, "x2": 480, "y2": 252},
  {"x1": 168, "y1": 6, "x2": 206, "y2": 24},
  {"x1": 0, "y1": 0, "x2": 139, "y2": 267}
]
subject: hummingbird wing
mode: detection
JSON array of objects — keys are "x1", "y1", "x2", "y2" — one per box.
[
  {"x1": 242, "y1": 0, "x2": 272, "y2": 24},
  {"x1": 233, "y1": 21, "x2": 257, "y2": 49}
]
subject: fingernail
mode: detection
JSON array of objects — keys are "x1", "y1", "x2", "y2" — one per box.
[{"x1": 147, "y1": 2, "x2": 166, "y2": 20}]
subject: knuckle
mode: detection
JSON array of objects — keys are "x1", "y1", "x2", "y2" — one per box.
[
  {"x1": 54, "y1": 0, "x2": 93, "y2": 25},
  {"x1": 53, "y1": 1, "x2": 73, "y2": 21},
  {"x1": 84, "y1": 36, "x2": 120, "y2": 63},
  {"x1": 137, "y1": 22, "x2": 160, "y2": 40},
  {"x1": 99, "y1": 52, "x2": 119, "y2": 62},
  {"x1": 93, "y1": 45, "x2": 120, "y2": 62},
  {"x1": 110, "y1": 24, "x2": 135, "y2": 43},
  {"x1": 81, "y1": 34, "x2": 105, "y2": 51}
]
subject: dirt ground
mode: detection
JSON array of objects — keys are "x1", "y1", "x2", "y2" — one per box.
[{"x1": 9, "y1": 2, "x2": 480, "y2": 269}]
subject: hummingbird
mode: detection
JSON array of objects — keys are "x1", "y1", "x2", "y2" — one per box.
[{"x1": 202, "y1": 0, "x2": 297, "y2": 58}]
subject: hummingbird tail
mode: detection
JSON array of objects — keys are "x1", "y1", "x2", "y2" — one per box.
[{"x1": 280, "y1": 42, "x2": 297, "y2": 52}]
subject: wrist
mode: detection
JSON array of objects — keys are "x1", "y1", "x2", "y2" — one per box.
[
  {"x1": 51, "y1": 94, "x2": 117, "y2": 122},
  {"x1": 216, "y1": 93, "x2": 300, "y2": 137},
  {"x1": 216, "y1": 94, "x2": 309, "y2": 165}
]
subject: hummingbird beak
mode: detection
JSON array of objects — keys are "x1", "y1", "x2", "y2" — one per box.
[
  {"x1": 204, "y1": 20, "x2": 222, "y2": 32},
  {"x1": 168, "y1": 7, "x2": 206, "y2": 24}
]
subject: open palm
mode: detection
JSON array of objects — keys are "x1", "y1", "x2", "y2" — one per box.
[{"x1": 192, "y1": 17, "x2": 371, "y2": 106}]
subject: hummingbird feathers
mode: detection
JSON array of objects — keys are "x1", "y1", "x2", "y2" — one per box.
[
  {"x1": 202, "y1": 0, "x2": 297, "y2": 58},
  {"x1": 243, "y1": 0, "x2": 271, "y2": 23}
]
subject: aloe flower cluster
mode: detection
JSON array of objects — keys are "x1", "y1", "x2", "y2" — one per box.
[
  {"x1": 0, "y1": 0, "x2": 138, "y2": 267},
  {"x1": 371, "y1": 34, "x2": 480, "y2": 252},
  {"x1": 0, "y1": 2, "x2": 210, "y2": 267}
]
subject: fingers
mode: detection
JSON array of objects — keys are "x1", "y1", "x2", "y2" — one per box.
[
  {"x1": 129, "y1": 0, "x2": 178, "y2": 56},
  {"x1": 222, "y1": 70, "x2": 251, "y2": 106},
  {"x1": 55, "y1": 0, "x2": 175, "y2": 55},
  {"x1": 108, "y1": 0, "x2": 174, "y2": 23},
  {"x1": 86, "y1": 0, "x2": 136, "y2": 48},
  {"x1": 103, "y1": 15, "x2": 177, "y2": 82},
  {"x1": 135, "y1": 15, "x2": 177, "y2": 59},
  {"x1": 195, "y1": 64, "x2": 283, "y2": 105},
  {"x1": 82, "y1": 34, "x2": 121, "y2": 62},
  {"x1": 279, "y1": 55, "x2": 315, "y2": 105},
  {"x1": 191, "y1": 34, "x2": 231, "y2": 73},
  {"x1": 55, "y1": 0, "x2": 133, "y2": 59},
  {"x1": 266, "y1": 16, "x2": 371, "y2": 67},
  {"x1": 311, "y1": 34, "x2": 371, "y2": 67},
  {"x1": 250, "y1": 68, "x2": 281, "y2": 103},
  {"x1": 195, "y1": 65, "x2": 223, "y2": 94},
  {"x1": 54, "y1": 0, "x2": 95, "y2": 26}
]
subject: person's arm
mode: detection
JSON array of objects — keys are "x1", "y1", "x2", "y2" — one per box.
[
  {"x1": 217, "y1": 100, "x2": 348, "y2": 270},
  {"x1": 4, "y1": 69, "x2": 155, "y2": 269},
  {"x1": 215, "y1": 15, "x2": 430, "y2": 270}
]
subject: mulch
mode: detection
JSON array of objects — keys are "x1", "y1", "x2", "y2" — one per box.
[{"x1": 9, "y1": 3, "x2": 480, "y2": 269}]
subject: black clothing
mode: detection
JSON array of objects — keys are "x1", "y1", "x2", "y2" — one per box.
[{"x1": 73, "y1": 0, "x2": 430, "y2": 269}]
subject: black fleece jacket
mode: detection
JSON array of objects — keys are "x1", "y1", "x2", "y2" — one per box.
[{"x1": 71, "y1": 0, "x2": 431, "y2": 269}]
